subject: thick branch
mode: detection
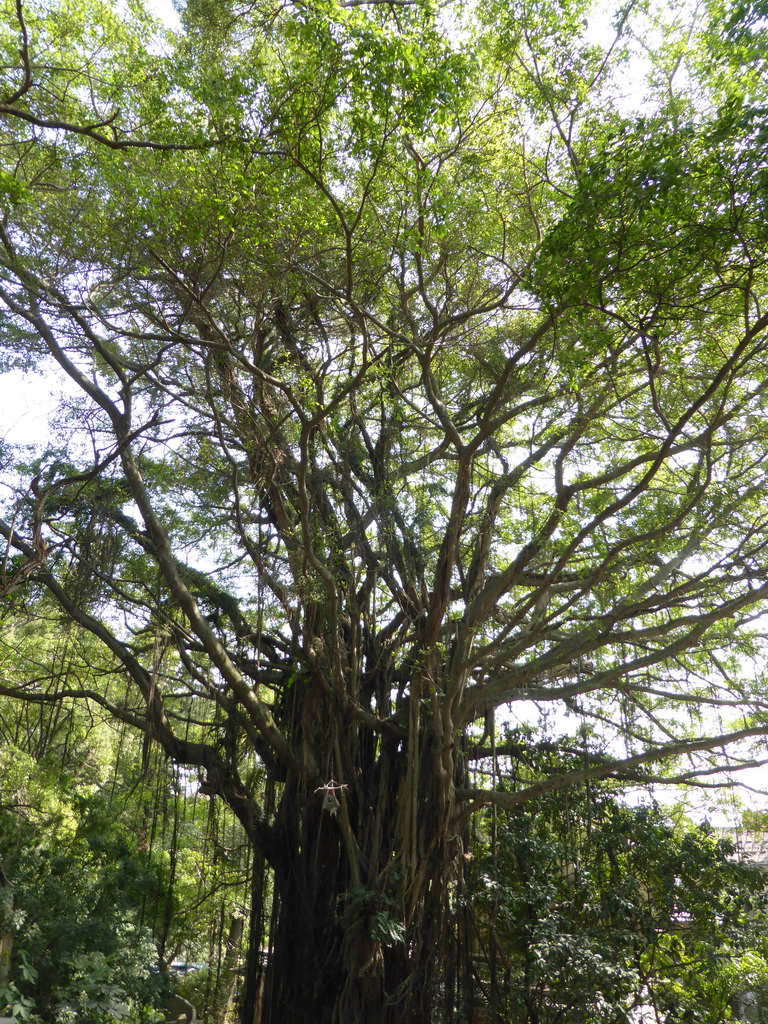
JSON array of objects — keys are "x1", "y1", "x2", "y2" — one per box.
[{"x1": 457, "y1": 724, "x2": 768, "y2": 810}]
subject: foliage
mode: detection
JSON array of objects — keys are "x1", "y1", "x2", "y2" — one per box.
[
  {"x1": 338, "y1": 887, "x2": 406, "y2": 947},
  {"x1": 0, "y1": 703, "x2": 163, "y2": 1020},
  {"x1": 0, "y1": 953, "x2": 37, "y2": 1022},
  {"x1": 0, "y1": 637, "x2": 250, "y2": 1023},
  {"x1": 468, "y1": 780, "x2": 768, "y2": 1023},
  {"x1": 171, "y1": 967, "x2": 210, "y2": 1014},
  {"x1": 1, "y1": 0, "x2": 768, "y2": 1019}
]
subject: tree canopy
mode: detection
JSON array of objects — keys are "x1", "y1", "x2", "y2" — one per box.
[{"x1": 2, "y1": 0, "x2": 768, "y2": 1019}]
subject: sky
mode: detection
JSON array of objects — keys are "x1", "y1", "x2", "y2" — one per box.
[{"x1": 147, "y1": 0, "x2": 180, "y2": 28}]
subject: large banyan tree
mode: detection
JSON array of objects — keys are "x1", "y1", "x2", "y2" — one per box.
[{"x1": 1, "y1": 0, "x2": 768, "y2": 1018}]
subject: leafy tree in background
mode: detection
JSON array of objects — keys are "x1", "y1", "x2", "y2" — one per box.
[
  {"x1": 1, "y1": 0, "x2": 768, "y2": 1019},
  {"x1": 0, "y1": 617, "x2": 255, "y2": 1022},
  {"x1": 0, "y1": 649, "x2": 165, "y2": 1021},
  {"x1": 467, "y1": 744, "x2": 768, "y2": 1023}
]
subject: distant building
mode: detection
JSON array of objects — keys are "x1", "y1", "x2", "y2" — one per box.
[{"x1": 720, "y1": 830, "x2": 768, "y2": 870}]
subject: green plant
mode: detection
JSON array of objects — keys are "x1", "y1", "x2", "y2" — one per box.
[
  {"x1": 338, "y1": 888, "x2": 405, "y2": 946},
  {"x1": 0, "y1": 980, "x2": 35, "y2": 1022}
]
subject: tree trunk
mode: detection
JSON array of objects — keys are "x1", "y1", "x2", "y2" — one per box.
[
  {"x1": 261, "y1": 850, "x2": 460, "y2": 1024},
  {"x1": 255, "y1": 724, "x2": 468, "y2": 1024},
  {"x1": 0, "y1": 860, "x2": 12, "y2": 986},
  {"x1": 216, "y1": 915, "x2": 244, "y2": 1024}
]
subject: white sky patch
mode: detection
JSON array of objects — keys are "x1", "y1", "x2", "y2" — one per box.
[
  {"x1": 0, "y1": 368, "x2": 59, "y2": 450},
  {"x1": 145, "y1": 0, "x2": 181, "y2": 30}
]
